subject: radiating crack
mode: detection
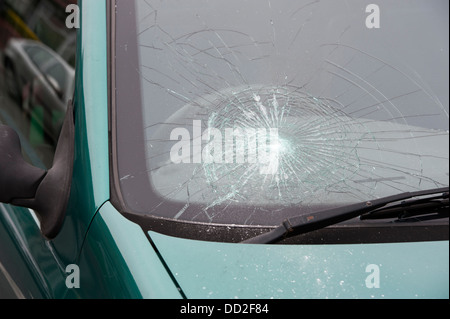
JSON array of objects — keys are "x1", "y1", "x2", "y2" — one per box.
[{"x1": 197, "y1": 86, "x2": 368, "y2": 207}]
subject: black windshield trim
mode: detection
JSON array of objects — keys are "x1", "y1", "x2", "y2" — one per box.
[{"x1": 122, "y1": 210, "x2": 449, "y2": 244}]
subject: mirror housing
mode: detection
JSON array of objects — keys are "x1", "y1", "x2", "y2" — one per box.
[
  {"x1": 0, "y1": 102, "x2": 74, "y2": 239},
  {"x1": 0, "y1": 126, "x2": 46, "y2": 203}
]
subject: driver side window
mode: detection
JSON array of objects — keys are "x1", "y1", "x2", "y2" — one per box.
[{"x1": 0, "y1": 0, "x2": 76, "y2": 169}]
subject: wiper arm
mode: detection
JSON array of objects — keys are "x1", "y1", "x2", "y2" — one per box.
[{"x1": 242, "y1": 187, "x2": 449, "y2": 245}]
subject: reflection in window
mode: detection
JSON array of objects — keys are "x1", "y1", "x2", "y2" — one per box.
[{"x1": 0, "y1": 0, "x2": 76, "y2": 169}]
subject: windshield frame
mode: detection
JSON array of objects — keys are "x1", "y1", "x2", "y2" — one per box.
[{"x1": 108, "y1": 0, "x2": 449, "y2": 244}]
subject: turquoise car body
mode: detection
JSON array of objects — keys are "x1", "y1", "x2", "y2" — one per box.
[{"x1": 0, "y1": 0, "x2": 448, "y2": 299}]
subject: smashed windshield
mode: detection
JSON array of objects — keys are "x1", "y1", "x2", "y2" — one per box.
[{"x1": 114, "y1": 0, "x2": 449, "y2": 227}]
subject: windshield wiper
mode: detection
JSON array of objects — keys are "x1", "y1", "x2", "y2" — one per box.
[
  {"x1": 242, "y1": 187, "x2": 449, "y2": 244},
  {"x1": 360, "y1": 193, "x2": 448, "y2": 221}
]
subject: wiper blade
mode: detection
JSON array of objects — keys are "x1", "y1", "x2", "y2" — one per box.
[
  {"x1": 242, "y1": 187, "x2": 449, "y2": 244},
  {"x1": 360, "y1": 193, "x2": 448, "y2": 221}
]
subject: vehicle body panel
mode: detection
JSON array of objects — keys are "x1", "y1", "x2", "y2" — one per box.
[
  {"x1": 77, "y1": 202, "x2": 182, "y2": 299},
  {"x1": 150, "y1": 231, "x2": 449, "y2": 299},
  {"x1": 48, "y1": 0, "x2": 110, "y2": 265}
]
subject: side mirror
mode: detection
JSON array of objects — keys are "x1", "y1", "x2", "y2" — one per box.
[{"x1": 0, "y1": 102, "x2": 74, "y2": 239}]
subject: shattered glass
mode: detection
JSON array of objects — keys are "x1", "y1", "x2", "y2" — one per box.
[{"x1": 126, "y1": 0, "x2": 449, "y2": 226}]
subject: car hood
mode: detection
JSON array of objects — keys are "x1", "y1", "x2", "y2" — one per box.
[{"x1": 149, "y1": 231, "x2": 449, "y2": 299}]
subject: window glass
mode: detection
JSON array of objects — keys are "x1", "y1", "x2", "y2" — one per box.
[
  {"x1": 0, "y1": 0, "x2": 76, "y2": 169},
  {"x1": 115, "y1": 0, "x2": 449, "y2": 228}
]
